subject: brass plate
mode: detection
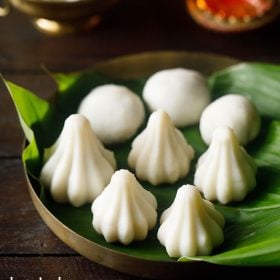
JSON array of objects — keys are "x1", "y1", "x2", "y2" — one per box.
[{"x1": 24, "y1": 51, "x2": 239, "y2": 279}]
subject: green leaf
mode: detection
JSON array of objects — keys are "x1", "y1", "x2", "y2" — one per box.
[
  {"x1": 180, "y1": 207, "x2": 280, "y2": 265},
  {"x1": 209, "y1": 63, "x2": 280, "y2": 119},
  {"x1": 5, "y1": 62, "x2": 280, "y2": 266},
  {"x1": 253, "y1": 121, "x2": 280, "y2": 172},
  {"x1": 5, "y1": 81, "x2": 51, "y2": 143},
  {"x1": 4, "y1": 80, "x2": 53, "y2": 176}
]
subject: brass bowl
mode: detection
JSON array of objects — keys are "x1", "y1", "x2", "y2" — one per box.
[{"x1": 2, "y1": 0, "x2": 119, "y2": 35}]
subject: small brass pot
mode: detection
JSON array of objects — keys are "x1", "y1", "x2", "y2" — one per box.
[{"x1": 0, "y1": 0, "x2": 119, "y2": 35}]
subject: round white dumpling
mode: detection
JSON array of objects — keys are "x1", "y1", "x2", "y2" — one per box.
[
  {"x1": 78, "y1": 84, "x2": 145, "y2": 144},
  {"x1": 200, "y1": 94, "x2": 261, "y2": 146},
  {"x1": 143, "y1": 68, "x2": 211, "y2": 127}
]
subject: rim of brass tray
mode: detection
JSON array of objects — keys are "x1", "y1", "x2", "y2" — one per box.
[{"x1": 24, "y1": 51, "x2": 240, "y2": 279}]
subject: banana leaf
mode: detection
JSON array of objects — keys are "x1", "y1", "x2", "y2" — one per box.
[{"x1": 4, "y1": 62, "x2": 280, "y2": 266}]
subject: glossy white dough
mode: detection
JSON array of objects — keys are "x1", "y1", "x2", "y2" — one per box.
[
  {"x1": 157, "y1": 184, "x2": 224, "y2": 258},
  {"x1": 91, "y1": 169, "x2": 157, "y2": 245},
  {"x1": 143, "y1": 68, "x2": 211, "y2": 127},
  {"x1": 40, "y1": 114, "x2": 117, "y2": 207},
  {"x1": 128, "y1": 109, "x2": 195, "y2": 185},
  {"x1": 78, "y1": 84, "x2": 145, "y2": 144},
  {"x1": 194, "y1": 126, "x2": 257, "y2": 204},
  {"x1": 200, "y1": 94, "x2": 261, "y2": 145}
]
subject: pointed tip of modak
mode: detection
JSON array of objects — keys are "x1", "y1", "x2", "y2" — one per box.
[
  {"x1": 212, "y1": 126, "x2": 238, "y2": 144},
  {"x1": 149, "y1": 109, "x2": 172, "y2": 126},
  {"x1": 109, "y1": 170, "x2": 157, "y2": 208},
  {"x1": 65, "y1": 113, "x2": 88, "y2": 124},
  {"x1": 110, "y1": 169, "x2": 136, "y2": 186},
  {"x1": 178, "y1": 184, "x2": 200, "y2": 197},
  {"x1": 174, "y1": 184, "x2": 205, "y2": 208},
  {"x1": 114, "y1": 168, "x2": 133, "y2": 177},
  {"x1": 64, "y1": 113, "x2": 92, "y2": 133},
  {"x1": 180, "y1": 183, "x2": 197, "y2": 191}
]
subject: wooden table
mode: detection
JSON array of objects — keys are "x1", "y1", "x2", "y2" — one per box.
[{"x1": 1, "y1": 0, "x2": 280, "y2": 279}]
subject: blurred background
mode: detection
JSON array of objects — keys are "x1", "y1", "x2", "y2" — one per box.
[{"x1": 0, "y1": 0, "x2": 279, "y2": 75}]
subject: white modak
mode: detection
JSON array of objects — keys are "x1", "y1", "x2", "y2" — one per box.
[
  {"x1": 128, "y1": 109, "x2": 194, "y2": 185},
  {"x1": 91, "y1": 169, "x2": 157, "y2": 245},
  {"x1": 78, "y1": 84, "x2": 145, "y2": 144},
  {"x1": 40, "y1": 114, "x2": 116, "y2": 207},
  {"x1": 200, "y1": 94, "x2": 261, "y2": 146},
  {"x1": 143, "y1": 68, "x2": 210, "y2": 127},
  {"x1": 157, "y1": 184, "x2": 224, "y2": 258},
  {"x1": 194, "y1": 126, "x2": 257, "y2": 204}
]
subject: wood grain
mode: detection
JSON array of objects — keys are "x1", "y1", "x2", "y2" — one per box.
[
  {"x1": 0, "y1": 159, "x2": 74, "y2": 254},
  {"x1": 0, "y1": 0, "x2": 279, "y2": 73},
  {"x1": 0, "y1": 256, "x2": 144, "y2": 280}
]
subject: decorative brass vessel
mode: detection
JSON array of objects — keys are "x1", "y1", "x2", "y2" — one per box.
[
  {"x1": 186, "y1": 0, "x2": 280, "y2": 32},
  {"x1": 0, "y1": 0, "x2": 119, "y2": 35}
]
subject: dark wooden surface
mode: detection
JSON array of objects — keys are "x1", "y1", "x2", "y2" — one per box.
[{"x1": 0, "y1": 0, "x2": 280, "y2": 279}]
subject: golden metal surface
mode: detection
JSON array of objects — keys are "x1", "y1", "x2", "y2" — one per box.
[
  {"x1": 33, "y1": 15, "x2": 101, "y2": 35},
  {"x1": 0, "y1": 0, "x2": 10, "y2": 16},
  {"x1": 6, "y1": 0, "x2": 118, "y2": 35},
  {"x1": 24, "y1": 51, "x2": 238, "y2": 278}
]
